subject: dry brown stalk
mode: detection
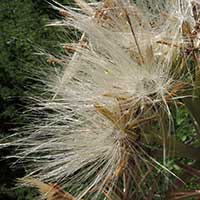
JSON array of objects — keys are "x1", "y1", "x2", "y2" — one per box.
[{"x1": 19, "y1": 178, "x2": 78, "y2": 200}]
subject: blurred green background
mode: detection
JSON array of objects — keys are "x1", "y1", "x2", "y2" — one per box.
[
  {"x1": 0, "y1": 0, "x2": 72, "y2": 199},
  {"x1": 0, "y1": 1, "x2": 197, "y2": 199}
]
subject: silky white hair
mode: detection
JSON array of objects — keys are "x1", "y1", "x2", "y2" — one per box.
[{"x1": 2, "y1": 0, "x2": 197, "y2": 199}]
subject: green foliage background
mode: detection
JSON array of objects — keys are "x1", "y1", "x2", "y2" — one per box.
[
  {"x1": 0, "y1": 0, "x2": 72, "y2": 199},
  {"x1": 1, "y1": 1, "x2": 199, "y2": 199}
]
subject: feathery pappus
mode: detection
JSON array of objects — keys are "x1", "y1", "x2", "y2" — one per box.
[{"x1": 2, "y1": 0, "x2": 200, "y2": 199}]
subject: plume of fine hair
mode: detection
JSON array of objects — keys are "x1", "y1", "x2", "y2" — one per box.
[{"x1": 1, "y1": 0, "x2": 198, "y2": 199}]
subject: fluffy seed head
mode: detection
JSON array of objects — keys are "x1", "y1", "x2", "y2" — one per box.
[{"x1": 2, "y1": 0, "x2": 199, "y2": 199}]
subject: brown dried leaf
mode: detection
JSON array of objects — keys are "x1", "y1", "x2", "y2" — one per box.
[
  {"x1": 182, "y1": 21, "x2": 192, "y2": 37},
  {"x1": 19, "y1": 178, "x2": 77, "y2": 200},
  {"x1": 59, "y1": 10, "x2": 70, "y2": 17},
  {"x1": 94, "y1": 103, "x2": 117, "y2": 124},
  {"x1": 170, "y1": 190, "x2": 200, "y2": 199}
]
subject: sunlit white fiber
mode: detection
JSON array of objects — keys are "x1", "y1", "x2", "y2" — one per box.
[{"x1": 1, "y1": 0, "x2": 197, "y2": 199}]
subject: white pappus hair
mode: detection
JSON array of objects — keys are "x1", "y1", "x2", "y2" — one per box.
[{"x1": 2, "y1": 0, "x2": 198, "y2": 199}]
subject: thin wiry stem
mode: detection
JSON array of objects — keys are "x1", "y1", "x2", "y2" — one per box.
[{"x1": 123, "y1": 8, "x2": 144, "y2": 64}]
